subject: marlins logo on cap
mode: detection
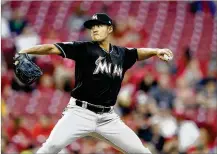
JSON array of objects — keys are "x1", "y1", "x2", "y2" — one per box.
[
  {"x1": 84, "y1": 13, "x2": 113, "y2": 29},
  {"x1": 92, "y1": 15, "x2": 98, "y2": 20}
]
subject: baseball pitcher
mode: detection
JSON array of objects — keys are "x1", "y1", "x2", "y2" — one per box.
[{"x1": 18, "y1": 13, "x2": 173, "y2": 154}]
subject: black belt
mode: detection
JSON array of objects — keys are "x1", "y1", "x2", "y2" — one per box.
[{"x1": 75, "y1": 100, "x2": 112, "y2": 114}]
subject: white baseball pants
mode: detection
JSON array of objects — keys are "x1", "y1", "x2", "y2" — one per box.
[{"x1": 36, "y1": 98, "x2": 152, "y2": 154}]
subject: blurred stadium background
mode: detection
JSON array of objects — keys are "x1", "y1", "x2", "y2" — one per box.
[{"x1": 1, "y1": 1, "x2": 217, "y2": 154}]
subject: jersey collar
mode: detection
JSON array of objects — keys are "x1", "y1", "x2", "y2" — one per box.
[{"x1": 94, "y1": 41, "x2": 113, "y2": 54}]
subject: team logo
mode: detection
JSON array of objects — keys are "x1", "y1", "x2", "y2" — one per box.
[
  {"x1": 92, "y1": 15, "x2": 98, "y2": 20},
  {"x1": 93, "y1": 56, "x2": 123, "y2": 78}
]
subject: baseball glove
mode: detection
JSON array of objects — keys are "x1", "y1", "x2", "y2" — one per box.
[{"x1": 13, "y1": 53, "x2": 43, "y2": 85}]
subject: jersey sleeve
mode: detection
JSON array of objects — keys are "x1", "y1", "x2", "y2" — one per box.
[
  {"x1": 54, "y1": 41, "x2": 87, "y2": 61},
  {"x1": 123, "y1": 47, "x2": 138, "y2": 70}
]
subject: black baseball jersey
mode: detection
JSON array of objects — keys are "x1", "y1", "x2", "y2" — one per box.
[{"x1": 54, "y1": 41, "x2": 138, "y2": 107}]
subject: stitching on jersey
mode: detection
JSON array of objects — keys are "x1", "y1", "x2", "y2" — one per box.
[
  {"x1": 55, "y1": 43, "x2": 66, "y2": 58},
  {"x1": 110, "y1": 46, "x2": 113, "y2": 53}
]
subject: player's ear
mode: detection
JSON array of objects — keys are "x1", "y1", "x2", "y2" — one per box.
[{"x1": 108, "y1": 26, "x2": 113, "y2": 34}]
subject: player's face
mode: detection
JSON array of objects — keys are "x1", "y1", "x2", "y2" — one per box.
[{"x1": 90, "y1": 24, "x2": 112, "y2": 42}]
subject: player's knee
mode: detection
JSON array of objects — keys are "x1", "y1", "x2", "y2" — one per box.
[
  {"x1": 126, "y1": 145, "x2": 152, "y2": 154},
  {"x1": 37, "y1": 141, "x2": 65, "y2": 154},
  {"x1": 47, "y1": 142, "x2": 63, "y2": 152}
]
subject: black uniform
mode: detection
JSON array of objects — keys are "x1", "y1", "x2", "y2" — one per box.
[{"x1": 54, "y1": 41, "x2": 137, "y2": 107}]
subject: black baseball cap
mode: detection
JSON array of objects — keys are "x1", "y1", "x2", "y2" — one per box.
[{"x1": 84, "y1": 13, "x2": 113, "y2": 29}]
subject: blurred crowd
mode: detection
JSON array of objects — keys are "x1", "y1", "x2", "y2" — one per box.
[{"x1": 1, "y1": 1, "x2": 217, "y2": 154}]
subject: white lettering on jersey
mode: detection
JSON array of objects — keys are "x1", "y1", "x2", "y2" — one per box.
[
  {"x1": 93, "y1": 56, "x2": 123, "y2": 78},
  {"x1": 93, "y1": 56, "x2": 111, "y2": 74},
  {"x1": 113, "y1": 64, "x2": 123, "y2": 78}
]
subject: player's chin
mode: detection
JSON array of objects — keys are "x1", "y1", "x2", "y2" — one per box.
[
  {"x1": 92, "y1": 37, "x2": 103, "y2": 42},
  {"x1": 92, "y1": 35, "x2": 103, "y2": 41}
]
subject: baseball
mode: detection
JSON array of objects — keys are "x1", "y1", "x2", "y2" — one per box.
[{"x1": 164, "y1": 54, "x2": 172, "y2": 61}]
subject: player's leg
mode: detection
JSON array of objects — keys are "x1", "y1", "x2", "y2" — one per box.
[
  {"x1": 96, "y1": 111, "x2": 152, "y2": 154},
  {"x1": 36, "y1": 105, "x2": 96, "y2": 154},
  {"x1": 89, "y1": 132, "x2": 126, "y2": 153}
]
